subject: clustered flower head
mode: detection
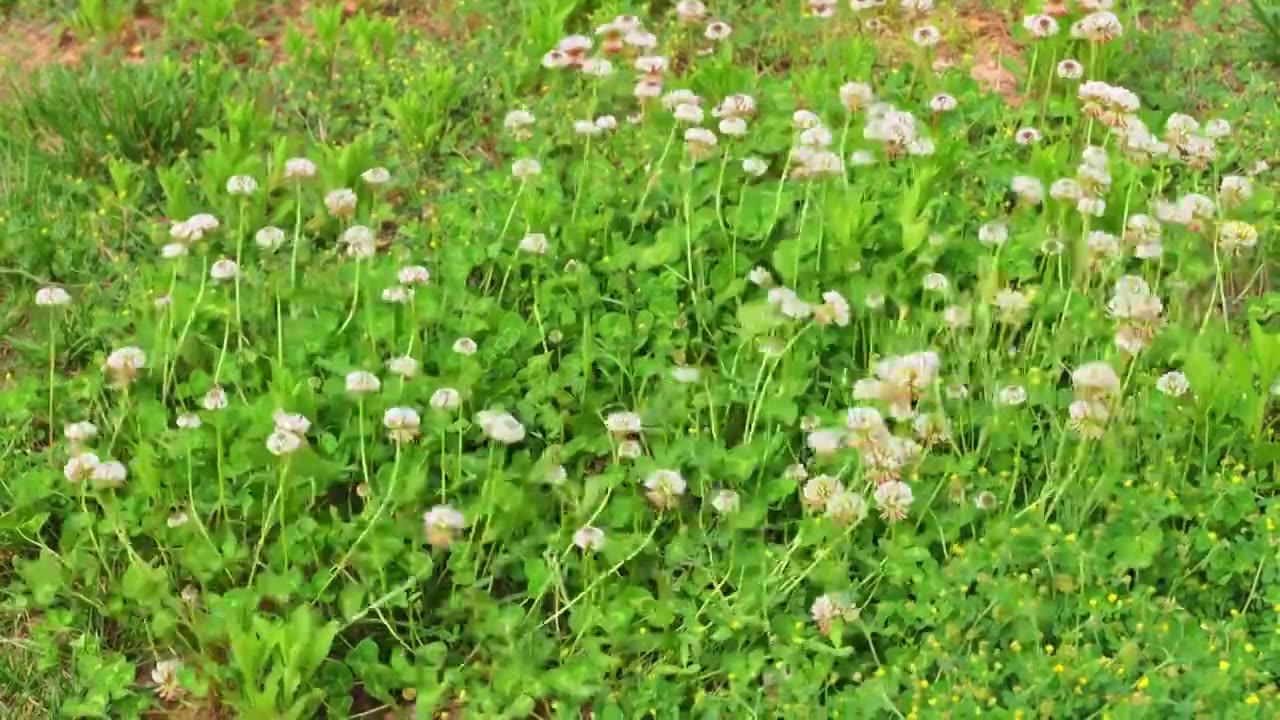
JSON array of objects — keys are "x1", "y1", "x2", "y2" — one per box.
[
  {"x1": 164, "y1": 213, "x2": 220, "y2": 258},
  {"x1": 424, "y1": 504, "x2": 465, "y2": 549},
  {"x1": 151, "y1": 658, "x2": 185, "y2": 702},
  {"x1": 1069, "y1": 361, "x2": 1121, "y2": 438},
  {"x1": 104, "y1": 346, "x2": 146, "y2": 386},
  {"x1": 572, "y1": 525, "x2": 606, "y2": 551},
  {"x1": 862, "y1": 104, "x2": 932, "y2": 158},
  {"x1": 476, "y1": 409, "x2": 526, "y2": 444},
  {"x1": 1071, "y1": 10, "x2": 1123, "y2": 43},
  {"x1": 811, "y1": 592, "x2": 858, "y2": 635},
  {"x1": 643, "y1": 468, "x2": 686, "y2": 509},
  {"x1": 384, "y1": 407, "x2": 421, "y2": 443},
  {"x1": 267, "y1": 410, "x2": 311, "y2": 456},
  {"x1": 1077, "y1": 80, "x2": 1140, "y2": 131},
  {"x1": 1107, "y1": 276, "x2": 1163, "y2": 355},
  {"x1": 853, "y1": 351, "x2": 941, "y2": 420},
  {"x1": 36, "y1": 286, "x2": 72, "y2": 306}
]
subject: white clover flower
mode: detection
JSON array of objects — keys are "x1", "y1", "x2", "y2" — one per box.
[
  {"x1": 65, "y1": 421, "x2": 98, "y2": 445},
  {"x1": 922, "y1": 273, "x2": 949, "y2": 292},
  {"x1": 825, "y1": 490, "x2": 869, "y2": 526},
  {"x1": 572, "y1": 525, "x2": 605, "y2": 551},
  {"x1": 617, "y1": 438, "x2": 643, "y2": 459},
  {"x1": 361, "y1": 167, "x2": 391, "y2": 185},
  {"x1": 643, "y1": 468, "x2": 687, "y2": 509},
  {"x1": 512, "y1": 158, "x2": 542, "y2": 179},
  {"x1": 1014, "y1": 127, "x2": 1043, "y2": 145},
  {"x1": 634, "y1": 79, "x2": 663, "y2": 99},
  {"x1": 1086, "y1": 230, "x2": 1121, "y2": 261},
  {"x1": 792, "y1": 109, "x2": 822, "y2": 129},
  {"x1": 386, "y1": 355, "x2": 419, "y2": 378},
  {"x1": 810, "y1": 593, "x2": 858, "y2": 635},
  {"x1": 201, "y1": 385, "x2": 227, "y2": 411},
  {"x1": 1041, "y1": 238, "x2": 1065, "y2": 256},
  {"x1": 209, "y1": 258, "x2": 239, "y2": 281},
  {"x1": 997, "y1": 385, "x2": 1028, "y2": 406},
  {"x1": 503, "y1": 110, "x2": 535, "y2": 139},
  {"x1": 912, "y1": 25, "x2": 941, "y2": 47},
  {"x1": 767, "y1": 287, "x2": 813, "y2": 320},
  {"x1": 838, "y1": 82, "x2": 875, "y2": 112},
  {"x1": 346, "y1": 371, "x2": 381, "y2": 394},
  {"x1": 398, "y1": 265, "x2": 430, "y2": 285},
  {"x1": 906, "y1": 138, "x2": 935, "y2": 156},
  {"x1": 167, "y1": 511, "x2": 190, "y2": 529},
  {"x1": 978, "y1": 221, "x2": 1008, "y2": 248},
  {"x1": 424, "y1": 504, "x2": 465, "y2": 548},
  {"x1": 284, "y1": 157, "x2": 317, "y2": 180},
  {"x1": 595, "y1": 115, "x2": 618, "y2": 131},
  {"x1": 942, "y1": 305, "x2": 971, "y2": 328},
  {"x1": 1219, "y1": 175, "x2": 1253, "y2": 207},
  {"x1": 1023, "y1": 13, "x2": 1060, "y2": 38},
  {"x1": 176, "y1": 412, "x2": 201, "y2": 430},
  {"x1": 254, "y1": 226, "x2": 286, "y2": 251},
  {"x1": 160, "y1": 242, "x2": 188, "y2": 259},
  {"x1": 1073, "y1": 10, "x2": 1123, "y2": 42},
  {"x1": 1011, "y1": 176, "x2": 1044, "y2": 205},
  {"x1": 1204, "y1": 118, "x2": 1231, "y2": 138},
  {"x1": 91, "y1": 459, "x2": 127, "y2": 488},
  {"x1": 849, "y1": 150, "x2": 877, "y2": 166},
  {"x1": 864, "y1": 292, "x2": 886, "y2": 309},
  {"x1": 325, "y1": 188, "x2": 358, "y2": 217},
  {"x1": 226, "y1": 175, "x2": 257, "y2": 195},
  {"x1": 676, "y1": 0, "x2": 708, "y2": 23},
  {"x1": 272, "y1": 410, "x2": 311, "y2": 437},
  {"x1": 785, "y1": 463, "x2": 810, "y2": 481},
  {"x1": 817, "y1": 290, "x2": 851, "y2": 327},
  {"x1": 605, "y1": 411, "x2": 643, "y2": 435},
  {"x1": 928, "y1": 93, "x2": 957, "y2": 112},
  {"x1": 802, "y1": 474, "x2": 845, "y2": 511},
  {"x1": 874, "y1": 480, "x2": 914, "y2": 521},
  {"x1": 718, "y1": 118, "x2": 748, "y2": 136},
  {"x1": 573, "y1": 119, "x2": 603, "y2": 137},
  {"x1": 662, "y1": 89, "x2": 701, "y2": 110},
  {"x1": 1068, "y1": 399, "x2": 1110, "y2": 439},
  {"x1": 1072, "y1": 361, "x2": 1121, "y2": 402},
  {"x1": 1050, "y1": 178, "x2": 1084, "y2": 202},
  {"x1": 748, "y1": 266, "x2": 774, "y2": 287},
  {"x1": 1056, "y1": 59, "x2": 1084, "y2": 79},
  {"x1": 733, "y1": 157, "x2": 767, "y2": 181},
  {"x1": 340, "y1": 225, "x2": 376, "y2": 259},
  {"x1": 104, "y1": 347, "x2": 147, "y2": 385},
  {"x1": 634, "y1": 55, "x2": 668, "y2": 74},
  {"x1": 151, "y1": 658, "x2": 185, "y2": 702},
  {"x1": 64, "y1": 452, "x2": 100, "y2": 482},
  {"x1": 187, "y1": 213, "x2": 219, "y2": 232},
  {"x1": 624, "y1": 30, "x2": 657, "y2": 49},
  {"x1": 266, "y1": 431, "x2": 302, "y2": 456},
  {"x1": 541, "y1": 50, "x2": 569, "y2": 69},
  {"x1": 711, "y1": 489, "x2": 740, "y2": 515},
  {"x1": 476, "y1": 409, "x2": 526, "y2": 444},
  {"x1": 671, "y1": 365, "x2": 701, "y2": 384},
  {"x1": 430, "y1": 387, "x2": 462, "y2": 411},
  {"x1": 901, "y1": 0, "x2": 934, "y2": 10},
  {"x1": 1077, "y1": 196, "x2": 1106, "y2": 217},
  {"x1": 519, "y1": 233, "x2": 550, "y2": 255},
  {"x1": 683, "y1": 127, "x2": 718, "y2": 159},
  {"x1": 1218, "y1": 221, "x2": 1259, "y2": 256},
  {"x1": 800, "y1": 126, "x2": 834, "y2": 147},
  {"x1": 384, "y1": 407, "x2": 422, "y2": 443},
  {"x1": 1156, "y1": 371, "x2": 1190, "y2": 398},
  {"x1": 452, "y1": 337, "x2": 478, "y2": 355},
  {"x1": 806, "y1": 429, "x2": 845, "y2": 457},
  {"x1": 705, "y1": 20, "x2": 732, "y2": 40},
  {"x1": 581, "y1": 58, "x2": 614, "y2": 77}
]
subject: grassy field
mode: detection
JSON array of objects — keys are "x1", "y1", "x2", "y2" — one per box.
[{"x1": 2, "y1": 0, "x2": 1280, "y2": 717}]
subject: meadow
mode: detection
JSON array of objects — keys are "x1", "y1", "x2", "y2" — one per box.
[{"x1": 2, "y1": 0, "x2": 1279, "y2": 717}]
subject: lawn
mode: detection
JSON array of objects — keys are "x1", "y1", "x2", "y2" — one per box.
[{"x1": 2, "y1": 0, "x2": 1279, "y2": 717}]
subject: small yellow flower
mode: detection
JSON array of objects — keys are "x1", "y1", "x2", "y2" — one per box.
[
  {"x1": 1246, "y1": 694, "x2": 1260, "y2": 705},
  {"x1": 1219, "y1": 660, "x2": 1230, "y2": 671},
  {"x1": 1137, "y1": 676, "x2": 1150, "y2": 690},
  {"x1": 1054, "y1": 664, "x2": 1065, "y2": 673}
]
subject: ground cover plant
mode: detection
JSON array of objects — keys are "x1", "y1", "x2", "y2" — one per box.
[{"x1": 2, "y1": 0, "x2": 1280, "y2": 717}]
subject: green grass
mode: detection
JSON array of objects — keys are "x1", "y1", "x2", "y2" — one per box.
[{"x1": 2, "y1": 0, "x2": 1280, "y2": 717}]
